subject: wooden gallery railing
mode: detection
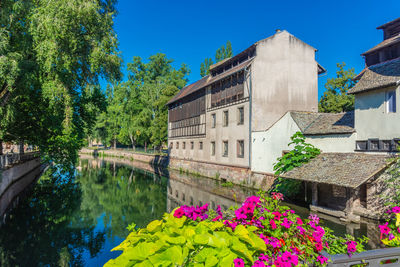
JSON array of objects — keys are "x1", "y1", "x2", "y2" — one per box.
[
  {"x1": 0, "y1": 151, "x2": 40, "y2": 169},
  {"x1": 325, "y1": 247, "x2": 400, "y2": 267}
]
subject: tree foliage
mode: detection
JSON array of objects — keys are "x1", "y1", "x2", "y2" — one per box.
[
  {"x1": 318, "y1": 63, "x2": 355, "y2": 113},
  {"x1": 91, "y1": 53, "x2": 189, "y2": 150},
  {"x1": 200, "y1": 41, "x2": 232, "y2": 77},
  {"x1": 0, "y1": 0, "x2": 121, "y2": 166},
  {"x1": 271, "y1": 132, "x2": 321, "y2": 199}
]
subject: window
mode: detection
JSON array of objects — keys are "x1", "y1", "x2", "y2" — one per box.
[
  {"x1": 211, "y1": 141, "x2": 215, "y2": 156},
  {"x1": 392, "y1": 139, "x2": 400, "y2": 152},
  {"x1": 355, "y1": 141, "x2": 367, "y2": 151},
  {"x1": 176, "y1": 142, "x2": 179, "y2": 149},
  {"x1": 211, "y1": 113, "x2": 216, "y2": 128},
  {"x1": 199, "y1": 141, "x2": 203, "y2": 150},
  {"x1": 223, "y1": 141, "x2": 228, "y2": 157},
  {"x1": 223, "y1": 110, "x2": 229, "y2": 127},
  {"x1": 190, "y1": 141, "x2": 194, "y2": 150},
  {"x1": 380, "y1": 140, "x2": 392, "y2": 151},
  {"x1": 368, "y1": 139, "x2": 379, "y2": 151},
  {"x1": 237, "y1": 140, "x2": 244, "y2": 158},
  {"x1": 183, "y1": 142, "x2": 186, "y2": 149},
  {"x1": 386, "y1": 90, "x2": 396, "y2": 113},
  {"x1": 237, "y1": 107, "x2": 244, "y2": 125}
]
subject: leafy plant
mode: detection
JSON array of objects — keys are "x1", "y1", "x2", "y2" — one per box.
[
  {"x1": 271, "y1": 132, "x2": 320, "y2": 198},
  {"x1": 106, "y1": 193, "x2": 367, "y2": 266}
]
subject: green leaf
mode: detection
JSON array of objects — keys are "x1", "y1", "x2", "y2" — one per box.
[
  {"x1": 194, "y1": 234, "x2": 209, "y2": 245},
  {"x1": 205, "y1": 255, "x2": 219, "y2": 267},
  {"x1": 194, "y1": 247, "x2": 217, "y2": 263},
  {"x1": 146, "y1": 220, "x2": 162, "y2": 233}
]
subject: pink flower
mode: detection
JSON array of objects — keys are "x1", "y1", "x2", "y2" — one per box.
[
  {"x1": 297, "y1": 226, "x2": 306, "y2": 234},
  {"x1": 270, "y1": 219, "x2": 277, "y2": 229},
  {"x1": 173, "y1": 207, "x2": 185, "y2": 218},
  {"x1": 346, "y1": 241, "x2": 357, "y2": 256},
  {"x1": 281, "y1": 218, "x2": 293, "y2": 229},
  {"x1": 315, "y1": 242, "x2": 323, "y2": 251},
  {"x1": 379, "y1": 222, "x2": 391, "y2": 235},
  {"x1": 271, "y1": 192, "x2": 284, "y2": 200},
  {"x1": 308, "y1": 214, "x2": 320, "y2": 225},
  {"x1": 234, "y1": 258, "x2": 245, "y2": 267},
  {"x1": 235, "y1": 208, "x2": 247, "y2": 220},
  {"x1": 296, "y1": 218, "x2": 303, "y2": 225},
  {"x1": 392, "y1": 206, "x2": 400, "y2": 213},
  {"x1": 252, "y1": 260, "x2": 265, "y2": 267},
  {"x1": 259, "y1": 254, "x2": 269, "y2": 262},
  {"x1": 281, "y1": 251, "x2": 299, "y2": 266},
  {"x1": 246, "y1": 196, "x2": 261, "y2": 206},
  {"x1": 317, "y1": 255, "x2": 328, "y2": 265},
  {"x1": 272, "y1": 211, "x2": 282, "y2": 221}
]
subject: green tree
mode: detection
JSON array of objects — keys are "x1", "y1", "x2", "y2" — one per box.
[
  {"x1": 200, "y1": 41, "x2": 232, "y2": 77},
  {"x1": 319, "y1": 63, "x2": 355, "y2": 113},
  {"x1": 0, "y1": 0, "x2": 121, "y2": 166},
  {"x1": 200, "y1": 58, "x2": 213, "y2": 77}
]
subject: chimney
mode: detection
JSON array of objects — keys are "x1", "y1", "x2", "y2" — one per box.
[{"x1": 275, "y1": 29, "x2": 281, "y2": 33}]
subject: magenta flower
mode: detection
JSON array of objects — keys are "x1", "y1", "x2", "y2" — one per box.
[
  {"x1": 315, "y1": 242, "x2": 323, "y2": 251},
  {"x1": 234, "y1": 258, "x2": 245, "y2": 267},
  {"x1": 259, "y1": 254, "x2": 269, "y2": 262},
  {"x1": 308, "y1": 214, "x2": 320, "y2": 225},
  {"x1": 297, "y1": 226, "x2": 306, "y2": 235},
  {"x1": 235, "y1": 208, "x2": 247, "y2": 220},
  {"x1": 173, "y1": 207, "x2": 185, "y2": 218},
  {"x1": 272, "y1": 211, "x2": 282, "y2": 221},
  {"x1": 246, "y1": 196, "x2": 261, "y2": 206},
  {"x1": 281, "y1": 251, "x2": 299, "y2": 266},
  {"x1": 270, "y1": 219, "x2": 277, "y2": 229},
  {"x1": 281, "y1": 218, "x2": 293, "y2": 229},
  {"x1": 379, "y1": 222, "x2": 391, "y2": 235},
  {"x1": 296, "y1": 217, "x2": 303, "y2": 225},
  {"x1": 392, "y1": 206, "x2": 400, "y2": 214},
  {"x1": 346, "y1": 240, "x2": 357, "y2": 256},
  {"x1": 252, "y1": 260, "x2": 265, "y2": 267},
  {"x1": 317, "y1": 255, "x2": 329, "y2": 264}
]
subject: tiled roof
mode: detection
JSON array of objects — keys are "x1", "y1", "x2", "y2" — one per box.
[
  {"x1": 377, "y1": 17, "x2": 400, "y2": 30},
  {"x1": 348, "y1": 58, "x2": 400, "y2": 94},
  {"x1": 281, "y1": 153, "x2": 394, "y2": 188},
  {"x1": 167, "y1": 59, "x2": 253, "y2": 105},
  {"x1": 290, "y1": 111, "x2": 355, "y2": 135},
  {"x1": 361, "y1": 34, "x2": 400, "y2": 55}
]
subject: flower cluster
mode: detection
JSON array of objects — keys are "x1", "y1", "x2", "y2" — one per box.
[
  {"x1": 173, "y1": 193, "x2": 365, "y2": 266},
  {"x1": 173, "y1": 203, "x2": 209, "y2": 221},
  {"x1": 380, "y1": 205, "x2": 400, "y2": 246}
]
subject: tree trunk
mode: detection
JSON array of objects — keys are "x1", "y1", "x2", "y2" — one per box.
[
  {"x1": 0, "y1": 140, "x2": 3, "y2": 155},
  {"x1": 113, "y1": 138, "x2": 116, "y2": 149},
  {"x1": 145, "y1": 141, "x2": 147, "y2": 153},
  {"x1": 129, "y1": 133, "x2": 135, "y2": 151},
  {"x1": 19, "y1": 141, "x2": 24, "y2": 155}
]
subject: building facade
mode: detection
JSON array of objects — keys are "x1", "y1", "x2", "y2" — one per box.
[{"x1": 167, "y1": 30, "x2": 324, "y2": 183}]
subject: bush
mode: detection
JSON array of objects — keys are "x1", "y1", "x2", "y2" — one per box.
[{"x1": 105, "y1": 193, "x2": 367, "y2": 266}]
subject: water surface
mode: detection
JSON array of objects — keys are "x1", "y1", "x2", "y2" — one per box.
[{"x1": 0, "y1": 156, "x2": 383, "y2": 266}]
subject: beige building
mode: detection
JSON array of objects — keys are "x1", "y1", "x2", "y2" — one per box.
[{"x1": 167, "y1": 30, "x2": 325, "y2": 178}]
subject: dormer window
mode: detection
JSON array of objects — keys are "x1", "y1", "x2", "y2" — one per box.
[{"x1": 386, "y1": 90, "x2": 396, "y2": 113}]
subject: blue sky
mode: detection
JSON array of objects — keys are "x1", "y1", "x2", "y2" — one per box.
[{"x1": 113, "y1": 0, "x2": 400, "y2": 99}]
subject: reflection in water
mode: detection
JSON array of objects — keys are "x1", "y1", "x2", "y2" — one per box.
[{"x1": 0, "y1": 156, "x2": 383, "y2": 266}]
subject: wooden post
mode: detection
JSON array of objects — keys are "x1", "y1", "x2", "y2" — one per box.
[
  {"x1": 311, "y1": 183, "x2": 318, "y2": 206},
  {"x1": 19, "y1": 141, "x2": 24, "y2": 155},
  {"x1": 0, "y1": 140, "x2": 3, "y2": 155},
  {"x1": 345, "y1": 187, "x2": 354, "y2": 214},
  {"x1": 304, "y1": 182, "x2": 307, "y2": 203}
]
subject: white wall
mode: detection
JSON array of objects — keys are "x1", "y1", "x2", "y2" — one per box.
[
  {"x1": 251, "y1": 112, "x2": 300, "y2": 174},
  {"x1": 306, "y1": 134, "x2": 356, "y2": 153},
  {"x1": 251, "y1": 31, "x2": 318, "y2": 132},
  {"x1": 355, "y1": 85, "x2": 400, "y2": 140}
]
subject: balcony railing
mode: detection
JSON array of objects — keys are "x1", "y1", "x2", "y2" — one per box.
[{"x1": 0, "y1": 151, "x2": 40, "y2": 169}]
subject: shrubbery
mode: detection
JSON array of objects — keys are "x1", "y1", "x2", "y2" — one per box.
[
  {"x1": 105, "y1": 193, "x2": 367, "y2": 266},
  {"x1": 380, "y1": 206, "x2": 400, "y2": 247}
]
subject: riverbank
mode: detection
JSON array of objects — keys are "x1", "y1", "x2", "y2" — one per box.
[{"x1": 80, "y1": 148, "x2": 275, "y2": 191}]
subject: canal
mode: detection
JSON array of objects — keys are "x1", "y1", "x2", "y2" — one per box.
[{"x1": 0, "y1": 155, "x2": 383, "y2": 266}]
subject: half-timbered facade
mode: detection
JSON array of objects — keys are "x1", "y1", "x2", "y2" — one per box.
[{"x1": 167, "y1": 30, "x2": 325, "y2": 174}]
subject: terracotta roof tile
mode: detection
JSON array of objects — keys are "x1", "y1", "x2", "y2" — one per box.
[
  {"x1": 361, "y1": 34, "x2": 400, "y2": 55},
  {"x1": 348, "y1": 58, "x2": 400, "y2": 94},
  {"x1": 290, "y1": 111, "x2": 355, "y2": 135},
  {"x1": 281, "y1": 153, "x2": 394, "y2": 188}
]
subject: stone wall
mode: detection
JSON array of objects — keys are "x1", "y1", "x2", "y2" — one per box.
[
  {"x1": 80, "y1": 148, "x2": 169, "y2": 168},
  {"x1": 169, "y1": 157, "x2": 275, "y2": 190},
  {"x1": 0, "y1": 158, "x2": 43, "y2": 217}
]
